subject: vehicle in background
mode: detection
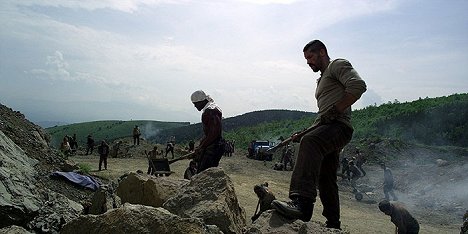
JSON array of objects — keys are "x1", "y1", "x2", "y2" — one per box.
[{"x1": 247, "y1": 140, "x2": 274, "y2": 161}]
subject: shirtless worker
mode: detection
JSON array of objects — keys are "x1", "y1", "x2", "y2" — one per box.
[
  {"x1": 379, "y1": 200, "x2": 420, "y2": 234},
  {"x1": 251, "y1": 182, "x2": 276, "y2": 222}
]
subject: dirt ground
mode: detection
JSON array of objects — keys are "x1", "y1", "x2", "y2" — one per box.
[{"x1": 71, "y1": 151, "x2": 462, "y2": 234}]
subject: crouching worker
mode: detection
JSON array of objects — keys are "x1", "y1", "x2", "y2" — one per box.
[
  {"x1": 378, "y1": 200, "x2": 419, "y2": 234},
  {"x1": 147, "y1": 146, "x2": 159, "y2": 175},
  {"x1": 251, "y1": 182, "x2": 276, "y2": 222},
  {"x1": 184, "y1": 160, "x2": 197, "y2": 180}
]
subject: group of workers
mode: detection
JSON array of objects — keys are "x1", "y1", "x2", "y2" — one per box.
[{"x1": 58, "y1": 39, "x2": 440, "y2": 233}]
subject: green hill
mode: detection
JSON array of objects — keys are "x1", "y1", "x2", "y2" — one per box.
[
  {"x1": 219, "y1": 93, "x2": 468, "y2": 148},
  {"x1": 47, "y1": 93, "x2": 468, "y2": 151},
  {"x1": 46, "y1": 120, "x2": 189, "y2": 148},
  {"x1": 149, "y1": 110, "x2": 313, "y2": 145},
  {"x1": 352, "y1": 93, "x2": 468, "y2": 147}
]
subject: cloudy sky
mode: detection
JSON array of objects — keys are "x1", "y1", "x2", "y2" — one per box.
[{"x1": 1, "y1": 0, "x2": 467, "y2": 125}]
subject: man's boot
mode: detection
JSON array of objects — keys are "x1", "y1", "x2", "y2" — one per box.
[
  {"x1": 325, "y1": 220, "x2": 341, "y2": 230},
  {"x1": 271, "y1": 196, "x2": 314, "y2": 222}
]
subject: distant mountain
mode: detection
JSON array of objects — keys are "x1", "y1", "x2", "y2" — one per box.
[
  {"x1": 35, "y1": 121, "x2": 69, "y2": 128},
  {"x1": 149, "y1": 110, "x2": 313, "y2": 144}
]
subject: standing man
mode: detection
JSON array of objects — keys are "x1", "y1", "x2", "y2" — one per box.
[
  {"x1": 133, "y1": 125, "x2": 141, "y2": 146},
  {"x1": 378, "y1": 200, "x2": 420, "y2": 234},
  {"x1": 355, "y1": 148, "x2": 366, "y2": 176},
  {"x1": 271, "y1": 40, "x2": 367, "y2": 229},
  {"x1": 190, "y1": 90, "x2": 225, "y2": 173},
  {"x1": 188, "y1": 140, "x2": 195, "y2": 152},
  {"x1": 340, "y1": 156, "x2": 350, "y2": 180},
  {"x1": 348, "y1": 160, "x2": 362, "y2": 188},
  {"x1": 381, "y1": 162, "x2": 398, "y2": 201},
  {"x1": 165, "y1": 141, "x2": 174, "y2": 159},
  {"x1": 97, "y1": 140, "x2": 110, "y2": 171},
  {"x1": 86, "y1": 134, "x2": 95, "y2": 155},
  {"x1": 281, "y1": 145, "x2": 294, "y2": 171}
]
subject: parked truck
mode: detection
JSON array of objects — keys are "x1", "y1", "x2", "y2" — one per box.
[{"x1": 247, "y1": 140, "x2": 273, "y2": 161}]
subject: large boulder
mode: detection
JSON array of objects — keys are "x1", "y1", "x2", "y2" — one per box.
[
  {"x1": 163, "y1": 167, "x2": 246, "y2": 234},
  {"x1": 0, "y1": 130, "x2": 41, "y2": 228},
  {"x1": 26, "y1": 192, "x2": 83, "y2": 233},
  {"x1": 0, "y1": 130, "x2": 83, "y2": 233},
  {"x1": 0, "y1": 225, "x2": 33, "y2": 234},
  {"x1": 115, "y1": 172, "x2": 187, "y2": 207},
  {"x1": 61, "y1": 203, "x2": 222, "y2": 234},
  {"x1": 245, "y1": 210, "x2": 348, "y2": 234},
  {"x1": 89, "y1": 183, "x2": 121, "y2": 215}
]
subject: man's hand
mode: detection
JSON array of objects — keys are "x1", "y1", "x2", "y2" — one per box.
[{"x1": 291, "y1": 132, "x2": 301, "y2": 143}]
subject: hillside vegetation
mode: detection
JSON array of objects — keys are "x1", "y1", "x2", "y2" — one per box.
[
  {"x1": 46, "y1": 120, "x2": 189, "y2": 147},
  {"x1": 353, "y1": 93, "x2": 468, "y2": 147},
  {"x1": 46, "y1": 93, "x2": 468, "y2": 150},
  {"x1": 224, "y1": 93, "x2": 468, "y2": 149}
]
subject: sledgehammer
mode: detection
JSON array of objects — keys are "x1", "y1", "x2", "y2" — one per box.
[{"x1": 267, "y1": 125, "x2": 317, "y2": 153}]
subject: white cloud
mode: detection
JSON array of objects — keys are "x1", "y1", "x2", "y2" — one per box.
[
  {"x1": 1, "y1": 0, "x2": 467, "y2": 124},
  {"x1": 238, "y1": 0, "x2": 301, "y2": 4},
  {"x1": 3, "y1": 0, "x2": 190, "y2": 13},
  {"x1": 28, "y1": 51, "x2": 72, "y2": 80}
]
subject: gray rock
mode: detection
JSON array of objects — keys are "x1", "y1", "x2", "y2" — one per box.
[
  {"x1": 116, "y1": 172, "x2": 187, "y2": 208},
  {"x1": 26, "y1": 191, "x2": 83, "y2": 233},
  {"x1": 0, "y1": 225, "x2": 33, "y2": 234},
  {"x1": 61, "y1": 203, "x2": 222, "y2": 234},
  {"x1": 0, "y1": 130, "x2": 40, "y2": 228},
  {"x1": 163, "y1": 167, "x2": 246, "y2": 234},
  {"x1": 245, "y1": 210, "x2": 348, "y2": 234},
  {"x1": 89, "y1": 183, "x2": 121, "y2": 214}
]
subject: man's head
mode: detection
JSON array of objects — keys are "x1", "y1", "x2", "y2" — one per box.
[
  {"x1": 380, "y1": 162, "x2": 386, "y2": 169},
  {"x1": 378, "y1": 200, "x2": 393, "y2": 215},
  {"x1": 253, "y1": 182, "x2": 269, "y2": 198},
  {"x1": 303, "y1": 40, "x2": 329, "y2": 73},
  {"x1": 191, "y1": 90, "x2": 210, "y2": 111}
]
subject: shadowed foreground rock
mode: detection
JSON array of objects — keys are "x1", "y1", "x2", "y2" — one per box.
[
  {"x1": 0, "y1": 225, "x2": 33, "y2": 234},
  {"x1": 163, "y1": 167, "x2": 247, "y2": 234},
  {"x1": 115, "y1": 172, "x2": 187, "y2": 207},
  {"x1": 0, "y1": 130, "x2": 83, "y2": 233},
  {"x1": 88, "y1": 183, "x2": 121, "y2": 215},
  {"x1": 0, "y1": 131, "x2": 40, "y2": 228},
  {"x1": 245, "y1": 210, "x2": 348, "y2": 234},
  {"x1": 61, "y1": 203, "x2": 222, "y2": 234}
]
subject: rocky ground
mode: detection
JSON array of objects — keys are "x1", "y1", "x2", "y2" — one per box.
[
  {"x1": 1, "y1": 102, "x2": 466, "y2": 233},
  {"x1": 70, "y1": 144, "x2": 465, "y2": 233}
]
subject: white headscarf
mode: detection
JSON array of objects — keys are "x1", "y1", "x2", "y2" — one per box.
[
  {"x1": 191, "y1": 90, "x2": 213, "y2": 103},
  {"x1": 190, "y1": 90, "x2": 222, "y2": 114}
]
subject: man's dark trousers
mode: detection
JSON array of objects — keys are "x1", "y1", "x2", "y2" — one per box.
[{"x1": 289, "y1": 121, "x2": 353, "y2": 225}]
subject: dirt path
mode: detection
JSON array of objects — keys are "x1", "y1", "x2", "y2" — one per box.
[{"x1": 71, "y1": 153, "x2": 460, "y2": 234}]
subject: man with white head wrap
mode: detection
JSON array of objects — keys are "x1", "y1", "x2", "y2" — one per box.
[{"x1": 190, "y1": 90, "x2": 225, "y2": 173}]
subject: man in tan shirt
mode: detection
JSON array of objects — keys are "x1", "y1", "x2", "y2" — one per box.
[{"x1": 272, "y1": 40, "x2": 367, "y2": 230}]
